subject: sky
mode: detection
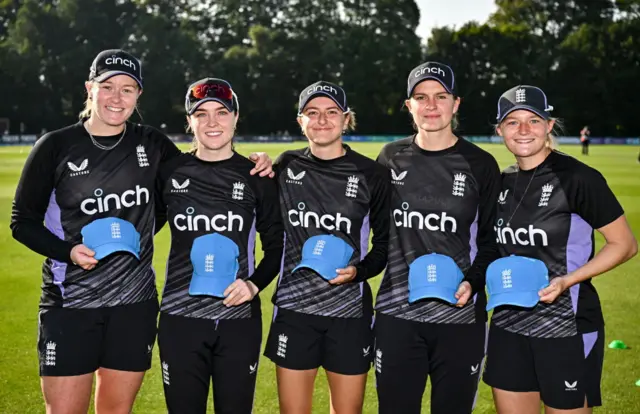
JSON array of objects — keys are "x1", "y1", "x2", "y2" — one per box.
[{"x1": 415, "y1": 0, "x2": 498, "y2": 40}]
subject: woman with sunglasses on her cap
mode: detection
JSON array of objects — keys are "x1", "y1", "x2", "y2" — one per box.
[
  {"x1": 154, "y1": 78, "x2": 284, "y2": 414},
  {"x1": 10, "y1": 50, "x2": 273, "y2": 413},
  {"x1": 483, "y1": 85, "x2": 637, "y2": 414},
  {"x1": 263, "y1": 81, "x2": 391, "y2": 414},
  {"x1": 373, "y1": 62, "x2": 502, "y2": 414}
]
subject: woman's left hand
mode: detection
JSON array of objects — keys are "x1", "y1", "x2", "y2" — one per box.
[
  {"x1": 223, "y1": 280, "x2": 259, "y2": 306},
  {"x1": 538, "y1": 276, "x2": 568, "y2": 304}
]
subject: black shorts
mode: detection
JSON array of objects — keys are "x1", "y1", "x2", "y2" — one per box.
[
  {"x1": 37, "y1": 299, "x2": 159, "y2": 376},
  {"x1": 157, "y1": 313, "x2": 262, "y2": 414},
  {"x1": 483, "y1": 324, "x2": 604, "y2": 410},
  {"x1": 374, "y1": 313, "x2": 487, "y2": 414},
  {"x1": 264, "y1": 307, "x2": 373, "y2": 375}
]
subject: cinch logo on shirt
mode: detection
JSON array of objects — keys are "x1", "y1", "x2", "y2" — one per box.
[
  {"x1": 80, "y1": 186, "x2": 150, "y2": 215},
  {"x1": 393, "y1": 202, "x2": 457, "y2": 232},
  {"x1": 173, "y1": 207, "x2": 244, "y2": 232},
  {"x1": 287, "y1": 202, "x2": 352, "y2": 234},
  {"x1": 494, "y1": 219, "x2": 548, "y2": 247}
]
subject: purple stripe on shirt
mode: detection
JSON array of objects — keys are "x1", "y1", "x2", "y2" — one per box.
[
  {"x1": 583, "y1": 331, "x2": 598, "y2": 358},
  {"x1": 44, "y1": 190, "x2": 67, "y2": 297},
  {"x1": 359, "y1": 214, "x2": 370, "y2": 298},
  {"x1": 360, "y1": 213, "x2": 370, "y2": 260},
  {"x1": 469, "y1": 209, "x2": 478, "y2": 263},
  {"x1": 247, "y1": 216, "x2": 257, "y2": 277},
  {"x1": 567, "y1": 214, "x2": 593, "y2": 314},
  {"x1": 277, "y1": 232, "x2": 287, "y2": 286}
]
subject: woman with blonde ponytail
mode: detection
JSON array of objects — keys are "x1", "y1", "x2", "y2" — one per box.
[{"x1": 484, "y1": 85, "x2": 637, "y2": 413}]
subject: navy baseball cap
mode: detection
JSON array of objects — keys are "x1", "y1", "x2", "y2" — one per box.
[
  {"x1": 496, "y1": 85, "x2": 554, "y2": 123},
  {"x1": 408, "y1": 253, "x2": 464, "y2": 304},
  {"x1": 298, "y1": 81, "x2": 349, "y2": 115},
  {"x1": 292, "y1": 234, "x2": 354, "y2": 281},
  {"x1": 81, "y1": 217, "x2": 141, "y2": 260},
  {"x1": 189, "y1": 233, "x2": 240, "y2": 298},
  {"x1": 486, "y1": 255, "x2": 550, "y2": 311},
  {"x1": 185, "y1": 78, "x2": 239, "y2": 115},
  {"x1": 89, "y1": 49, "x2": 143, "y2": 90},
  {"x1": 407, "y1": 61, "x2": 456, "y2": 97}
]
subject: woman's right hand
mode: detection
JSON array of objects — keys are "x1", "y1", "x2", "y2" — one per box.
[{"x1": 70, "y1": 244, "x2": 98, "y2": 270}]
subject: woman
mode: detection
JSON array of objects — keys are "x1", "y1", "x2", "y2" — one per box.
[
  {"x1": 264, "y1": 81, "x2": 391, "y2": 414},
  {"x1": 10, "y1": 50, "x2": 272, "y2": 413},
  {"x1": 373, "y1": 61, "x2": 502, "y2": 414},
  {"x1": 483, "y1": 85, "x2": 637, "y2": 414},
  {"x1": 154, "y1": 77, "x2": 284, "y2": 414}
]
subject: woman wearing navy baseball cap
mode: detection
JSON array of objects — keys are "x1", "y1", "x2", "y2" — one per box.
[
  {"x1": 373, "y1": 61, "x2": 502, "y2": 414},
  {"x1": 264, "y1": 80, "x2": 391, "y2": 414},
  {"x1": 10, "y1": 50, "x2": 273, "y2": 413},
  {"x1": 154, "y1": 77, "x2": 284, "y2": 413},
  {"x1": 483, "y1": 85, "x2": 637, "y2": 413}
]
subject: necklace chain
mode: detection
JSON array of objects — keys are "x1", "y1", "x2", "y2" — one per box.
[
  {"x1": 84, "y1": 123, "x2": 127, "y2": 151},
  {"x1": 506, "y1": 164, "x2": 538, "y2": 227}
]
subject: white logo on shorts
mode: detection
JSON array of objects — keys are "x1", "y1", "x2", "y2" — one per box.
[
  {"x1": 45, "y1": 341, "x2": 57, "y2": 367},
  {"x1": 249, "y1": 362, "x2": 258, "y2": 374},
  {"x1": 375, "y1": 349, "x2": 383, "y2": 373},
  {"x1": 363, "y1": 346, "x2": 370, "y2": 357},
  {"x1": 277, "y1": 334, "x2": 288, "y2": 358},
  {"x1": 564, "y1": 380, "x2": 578, "y2": 391},
  {"x1": 162, "y1": 361, "x2": 170, "y2": 385},
  {"x1": 470, "y1": 364, "x2": 479, "y2": 375}
]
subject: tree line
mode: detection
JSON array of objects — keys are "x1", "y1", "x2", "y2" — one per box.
[{"x1": 0, "y1": 0, "x2": 638, "y2": 136}]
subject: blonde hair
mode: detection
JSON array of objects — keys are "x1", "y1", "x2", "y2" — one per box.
[
  {"x1": 78, "y1": 81, "x2": 98, "y2": 119},
  {"x1": 345, "y1": 111, "x2": 357, "y2": 132}
]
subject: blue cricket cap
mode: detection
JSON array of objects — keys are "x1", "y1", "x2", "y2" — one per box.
[
  {"x1": 81, "y1": 217, "x2": 141, "y2": 260},
  {"x1": 292, "y1": 234, "x2": 354, "y2": 281},
  {"x1": 408, "y1": 253, "x2": 464, "y2": 304},
  {"x1": 189, "y1": 233, "x2": 240, "y2": 298},
  {"x1": 486, "y1": 255, "x2": 549, "y2": 311}
]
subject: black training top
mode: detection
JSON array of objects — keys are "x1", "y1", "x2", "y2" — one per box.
[
  {"x1": 492, "y1": 150, "x2": 624, "y2": 338},
  {"x1": 156, "y1": 152, "x2": 283, "y2": 320},
  {"x1": 375, "y1": 136, "x2": 502, "y2": 324},
  {"x1": 11, "y1": 121, "x2": 180, "y2": 308},
  {"x1": 272, "y1": 145, "x2": 391, "y2": 318}
]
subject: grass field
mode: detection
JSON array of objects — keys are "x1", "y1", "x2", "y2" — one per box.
[{"x1": 0, "y1": 142, "x2": 638, "y2": 413}]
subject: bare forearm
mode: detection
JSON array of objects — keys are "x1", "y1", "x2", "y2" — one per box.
[{"x1": 565, "y1": 241, "x2": 637, "y2": 287}]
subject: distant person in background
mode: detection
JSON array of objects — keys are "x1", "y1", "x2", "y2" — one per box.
[
  {"x1": 580, "y1": 125, "x2": 591, "y2": 155},
  {"x1": 484, "y1": 85, "x2": 637, "y2": 414},
  {"x1": 10, "y1": 49, "x2": 272, "y2": 414},
  {"x1": 264, "y1": 81, "x2": 391, "y2": 414},
  {"x1": 155, "y1": 77, "x2": 283, "y2": 413},
  {"x1": 373, "y1": 62, "x2": 501, "y2": 414}
]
